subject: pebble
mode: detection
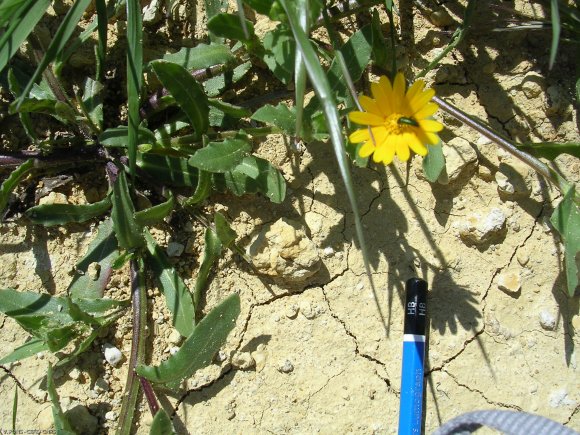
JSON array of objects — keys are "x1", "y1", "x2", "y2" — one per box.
[
  {"x1": 167, "y1": 242, "x2": 185, "y2": 257},
  {"x1": 497, "y1": 270, "x2": 521, "y2": 293},
  {"x1": 495, "y1": 162, "x2": 531, "y2": 198},
  {"x1": 39, "y1": 192, "x2": 68, "y2": 206},
  {"x1": 300, "y1": 301, "x2": 317, "y2": 320},
  {"x1": 548, "y1": 388, "x2": 575, "y2": 408},
  {"x1": 517, "y1": 252, "x2": 529, "y2": 266},
  {"x1": 169, "y1": 346, "x2": 180, "y2": 355},
  {"x1": 168, "y1": 329, "x2": 182, "y2": 345},
  {"x1": 277, "y1": 359, "x2": 294, "y2": 373},
  {"x1": 87, "y1": 262, "x2": 100, "y2": 281},
  {"x1": 103, "y1": 343, "x2": 123, "y2": 367},
  {"x1": 105, "y1": 411, "x2": 118, "y2": 421},
  {"x1": 521, "y1": 72, "x2": 543, "y2": 99},
  {"x1": 323, "y1": 246, "x2": 334, "y2": 257},
  {"x1": 429, "y1": 8, "x2": 454, "y2": 27},
  {"x1": 69, "y1": 367, "x2": 82, "y2": 380},
  {"x1": 251, "y1": 347, "x2": 268, "y2": 372},
  {"x1": 232, "y1": 352, "x2": 255, "y2": 370},
  {"x1": 539, "y1": 310, "x2": 556, "y2": 330},
  {"x1": 285, "y1": 304, "x2": 299, "y2": 319},
  {"x1": 438, "y1": 137, "x2": 478, "y2": 184},
  {"x1": 65, "y1": 405, "x2": 98, "y2": 435},
  {"x1": 142, "y1": 0, "x2": 161, "y2": 25},
  {"x1": 457, "y1": 208, "x2": 507, "y2": 246},
  {"x1": 94, "y1": 377, "x2": 110, "y2": 393}
]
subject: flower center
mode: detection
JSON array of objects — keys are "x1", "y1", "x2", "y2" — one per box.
[{"x1": 384, "y1": 113, "x2": 412, "y2": 135}]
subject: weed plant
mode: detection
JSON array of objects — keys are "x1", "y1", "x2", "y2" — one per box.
[{"x1": 0, "y1": 0, "x2": 578, "y2": 432}]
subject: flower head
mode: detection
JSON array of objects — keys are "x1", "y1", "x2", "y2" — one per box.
[{"x1": 348, "y1": 73, "x2": 443, "y2": 165}]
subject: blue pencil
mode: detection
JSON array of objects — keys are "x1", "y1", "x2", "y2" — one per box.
[{"x1": 398, "y1": 278, "x2": 428, "y2": 435}]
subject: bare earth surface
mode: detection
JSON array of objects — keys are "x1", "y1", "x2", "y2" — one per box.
[{"x1": 1, "y1": 1, "x2": 579, "y2": 434}]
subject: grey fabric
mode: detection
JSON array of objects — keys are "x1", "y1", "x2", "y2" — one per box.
[{"x1": 433, "y1": 410, "x2": 579, "y2": 435}]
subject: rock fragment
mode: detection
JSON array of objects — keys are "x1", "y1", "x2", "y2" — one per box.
[
  {"x1": 277, "y1": 359, "x2": 294, "y2": 373},
  {"x1": 103, "y1": 343, "x2": 123, "y2": 367},
  {"x1": 167, "y1": 242, "x2": 184, "y2": 257},
  {"x1": 232, "y1": 352, "x2": 255, "y2": 370},
  {"x1": 437, "y1": 137, "x2": 478, "y2": 184},
  {"x1": 539, "y1": 310, "x2": 556, "y2": 330},
  {"x1": 247, "y1": 218, "x2": 321, "y2": 282},
  {"x1": 457, "y1": 208, "x2": 507, "y2": 246},
  {"x1": 497, "y1": 270, "x2": 521, "y2": 293},
  {"x1": 495, "y1": 162, "x2": 532, "y2": 199}
]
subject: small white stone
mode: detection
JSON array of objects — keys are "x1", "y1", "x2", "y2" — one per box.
[
  {"x1": 102, "y1": 343, "x2": 123, "y2": 367},
  {"x1": 437, "y1": 137, "x2": 478, "y2": 184},
  {"x1": 169, "y1": 346, "x2": 180, "y2": 355},
  {"x1": 215, "y1": 350, "x2": 228, "y2": 362},
  {"x1": 277, "y1": 359, "x2": 294, "y2": 373},
  {"x1": 323, "y1": 246, "x2": 334, "y2": 257},
  {"x1": 105, "y1": 411, "x2": 118, "y2": 421},
  {"x1": 168, "y1": 329, "x2": 182, "y2": 345},
  {"x1": 87, "y1": 262, "x2": 100, "y2": 281},
  {"x1": 300, "y1": 301, "x2": 316, "y2": 320},
  {"x1": 539, "y1": 310, "x2": 556, "y2": 330},
  {"x1": 251, "y1": 349, "x2": 268, "y2": 372},
  {"x1": 497, "y1": 271, "x2": 521, "y2": 293},
  {"x1": 167, "y1": 242, "x2": 185, "y2": 257},
  {"x1": 457, "y1": 208, "x2": 507, "y2": 246},
  {"x1": 69, "y1": 368, "x2": 81, "y2": 380},
  {"x1": 285, "y1": 304, "x2": 299, "y2": 319},
  {"x1": 39, "y1": 192, "x2": 68, "y2": 206},
  {"x1": 549, "y1": 388, "x2": 576, "y2": 408}
]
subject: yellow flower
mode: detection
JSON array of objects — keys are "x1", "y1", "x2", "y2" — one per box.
[{"x1": 348, "y1": 73, "x2": 443, "y2": 165}]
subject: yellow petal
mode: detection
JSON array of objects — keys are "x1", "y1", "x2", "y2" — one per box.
[
  {"x1": 414, "y1": 102, "x2": 439, "y2": 119},
  {"x1": 409, "y1": 88, "x2": 436, "y2": 113},
  {"x1": 392, "y1": 73, "x2": 406, "y2": 112},
  {"x1": 349, "y1": 128, "x2": 370, "y2": 143},
  {"x1": 370, "y1": 126, "x2": 388, "y2": 147},
  {"x1": 407, "y1": 133, "x2": 428, "y2": 156},
  {"x1": 395, "y1": 136, "x2": 411, "y2": 161},
  {"x1": 418, "y1": 119, "x2": 444, "y2": 132},
  {"x1": 380, "y1": 140, "x2": 396, "y2": 165},
  {"x1": 372, "y1": 79, "x2": 393, "y2": 115},
  {"x1": 373, "y1": 143, "x2": 391, "y2": 163},
  {"x1": 406, "y1": 80, "x2": 425, "y2": 102},
  {"x1": 349, "y1": 111, "x2": 384, "y2": 126},
  {"x1": 425, "y1": 131, "x2": 440, "y2": 144},
  {"x1": 359, "y1": 141, "x2": 376, "y2": 158},
  {"x1": 359, "y1": 95, "x2": 382, "y2": 115}
]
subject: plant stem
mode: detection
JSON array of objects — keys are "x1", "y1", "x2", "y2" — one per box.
[
  {"x1": 433, "y1": 95, "x2": 568, "y2": 192},
  {"x1": 116, "y1": 257, "x2": 148, "y2": 435},
  {"x1": 139, "y1": 377, "x2": 160, "y2": 416}
]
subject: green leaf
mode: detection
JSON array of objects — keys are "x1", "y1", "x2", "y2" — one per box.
[
  {"x1": 204, "y1": 61, "x2": 251, "y2": 97},
  {"x1": 422, "y1": 142, "x2": 446, "y2": 182},
  {"x1": 262, "y1": 26, "x2": 295, "y2": 84},
  {"x1": 47, "y1": 364, "x2": 76, "y2": 435},
  {"x1": 193, "y1": 227, "x2": 222, "y2": 310},
  {"x1": 7, "y1": 68, "x2": 37, "y2": 140},
  {"x1": 137, "y1": 153, "x2": 199, "y2": 187},
  {"x1": 518, "y1": 141, "x2": 580, "y2": 160},
  {"x1": 243, "y1": 0, "x2": 285, "y2": 20},
  {"x1": 549, "y1": 0, "x2": 561, "y2": 69},
  {"x1": 279, "y1": 0, "x2": 377, "y2": 302},
  {"x1": 99, "y1": 126, "x2": 157, "y2": 148},
  {"x1": 207, "y1": 13, "x2": 255, "y2": 42},
  {"x1": 0, "y1": 337, "x2": 50, "y2": 365},
  {"x1": 9, "y1": 98, "x2": 77, "y2": 125},
  {"x1": 550, "y1": 187, "x2": 580, "y2": 297},
  {"x1": 126, "y1": 0, "x2": 143, "y2": 179},
  {"x1": 150, "y1": 60, "x2": 210, "y2": 137},
  {"x1": 183, "y1": 170, "x2": 211, "y2": 206},
  {"x1": 252, "y1": 103, "x2": 296, "y2": 135},
  {"x1": 214, "y1": 155, "x2": 286, "y2": 203},
  {"x1": 134, "y1": 191, "x2": 175, "y2": 227},
  {"x1": 136, "y1": 293, "x2": 240, "y2": 384},
  {"x1": 145, "y1": 231, "x2": 196, "y2": 335},
  {"x1": 111, "y1": 169, "x2": 144, "y2": 250},
  {"x1": 14, "y1": 0, "x2": 93, "y2": 106},
  {"x1": 0, "y1": 158, "x2": 33, "y2": 217},
  {"x1": 68, "y1": 218, "x2": 119, "y2": 300},
  {"x1": 160, "y1": 44, "x2": 234, "y2": 70},
  {"x1": 188, "y1": 138, "x2": 251, "y2": 173},
  {"x1": 0, "y1": 0, "x2": 51, "y2": 74},
  {"x1": 214, "y1": 212, "x2": 236, "y2": 249},
  {"x1": 81, "y1": 78, "x2": 104, "y2": 131},
  {"x1": 150, "y1": 409, "x2": 175, "y2": 435},
  {"x1": 25, "y1": 196, "x2": 111, "y2": 227},
  {"x1": 208, "y1": 98, "x2": 251, "y2": 118}
]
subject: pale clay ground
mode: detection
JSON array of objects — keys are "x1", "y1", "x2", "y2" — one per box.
[{"x1": 1, "y1": 0, "x2": 580, "y2": 434}]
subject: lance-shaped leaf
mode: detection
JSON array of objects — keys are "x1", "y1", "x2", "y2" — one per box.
[
  {"x1": 0, "y1": 0, "x2": 51, "y2": 74},
  {"x1": 99, "y1": 126, "x2": 157, "y2": 148},
  {"x1": 422, "y1": 141, "x2": 446, "y2": 183},
  {"x1": 193, "y1": 227, "x2": 222, "y2": 309},
  {"x1": 68, "y1": 218, "x2": 119, "y2": 300},
  {"x1": 0, "y1": 337, "x2": 50, "y2": 365},
  {"x1": 136, "y1": 293, "x2": 240, "y2": 384},
  {"x1": 14, "y1": 0, "x2": 93, "y2": 106},
  {"x1": 47, "y1": 364, "x2": 76, "y2": 435},
  {"x1": 144, "y1": 231, "x2": 195, "y2": 336},
  {"x1": 111, "y1": 168, "x2": 144, "y2": 249},
  {"x1": 137, "y1": 153, "x2": 199, "y2": 187},
  {"x1": 160, "y1": 43, "x2": 234, "y2": 70},
  {"x1": 518, "y1": 141, "x2": 580, "y2": 160},
  {"x1": 25, "y1": 196, "x2": 111, "y2": 227},
  {"x1": 214, "y1": 212, "x2": 236, "y2": 249},
  {"x1": 252, "y1": 103, "x2": 296, "y2": 135},
  {"x1": 81, "y1": 77, "x2": 104, "y2": 131},
  {"x1": 0, "y1": 158, "x2": 33, "y2": 216},
  {"x1": 261, "y1": 26, "x2": 295, "y2": 84},
  {"x1": 207, "y1": 13, "x2": 255, "y2": 42},
  {"x1": 134, "y1": 191, "x2": 175, "y2": 226},
  {"x1": 150, "y1": 60, "x2": 210, "y2": 137},
  {"x1": 550, "y1": 187, "x2": 580, "y2": 297},
  {"x1": 149, "y1": 409, "x2": 175, "y2": 435},
  {"x1": 189, "y1": 137, "x2": 251, "y2": 173}
]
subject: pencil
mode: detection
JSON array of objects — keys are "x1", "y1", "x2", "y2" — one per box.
[{"x1": 398, "y1": 277, "x2": 428, "y2": 435}]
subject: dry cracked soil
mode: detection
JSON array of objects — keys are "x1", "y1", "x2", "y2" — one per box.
[{"x1": 0, "y1": 0, "x2": 579, "y2": 434}]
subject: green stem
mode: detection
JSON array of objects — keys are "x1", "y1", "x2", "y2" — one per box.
[
  {"x1": 169, "y1": 126, "x2": 282, "y2": 147},
  {"x1": 116, "y1": 257, "x2": 147, "y2": 435}
]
